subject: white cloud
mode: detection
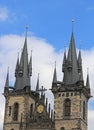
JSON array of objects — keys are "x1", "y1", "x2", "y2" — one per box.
[
  {"x1": 82, "y1": 49, "x2": 94, "y2": 96},
  {"x1": 88, "y1": 110, "x2": 94, "y2": 130},
  {"x1": 0, "y1": 34, "x2": 94, "y2": 130},
  {"x1": 0, "y1": 7, "x2": 9, "y2": 21}
]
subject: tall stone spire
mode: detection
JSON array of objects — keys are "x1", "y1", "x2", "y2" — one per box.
[
  {"x1": 86, "y1": 68, "x2": 90, "y2": 89},
  {"x1": 63, "y1": 20, "x2": 79, "y2": 85},
  {"x1": 28, "y1": 51, "x2": 32, "y2": 76},
  {"x1": 78, "y1": 50, "x2": 83, "y2": 81},
  {"x1": 4, "y1": 67, "x2": 9, "y2": 96},
  {"x1": 52, "y1": 61, "x2": 57, "y2": 83},
  {"x1": 36, "y1": 73, "x2": 39, "y2": 92},
  {"x1": 14, "y1": 26, "x2": 31, "y2": 90},
  {"x1": 62, "y1": 50, "x2": 66, "y2": 72},
  {"x1": 15, "y1": 53, "x2": 19, "y2": 77},
  {"x1": 4, "y1": 67, "x2": 9, "y2": 88}
]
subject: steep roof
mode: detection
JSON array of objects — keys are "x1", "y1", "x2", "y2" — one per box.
[
  {"x1": 52, "y1": 62, "x2": 57, "y2": 83},
  {"x1": 14, "y1": 33, "x2": 32, "y2": 90},
  {"x1": 62, "y1": 32, "x2": 83, "y2": 85}
]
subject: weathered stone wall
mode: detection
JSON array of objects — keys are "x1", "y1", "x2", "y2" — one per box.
[
  {"x1": 54, "y1": 91, "x2": 87, "y2": 130},
  {"x1": 3, "y1": 94, "x2": 35, "y2": 130}
]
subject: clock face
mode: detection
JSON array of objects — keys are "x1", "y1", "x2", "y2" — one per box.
[{"x1": 37, "y1": 105, "x2": 44, "y2": 113}]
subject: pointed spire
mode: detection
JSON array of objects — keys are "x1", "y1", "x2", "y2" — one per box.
[
  {"x1": 14, "y1": 26, "x2": 31, "y2": 90},
  {"x1": 63, "y1": 20, "x2": 79, "y2": 85},
  {"x1": 52, "y1": 61, "x2": 57, "y2": 83},
  {"x1": 67, "y1": 19, "x2": 76, "y2": 64},
  {"x1": 62, "y1": 50, "x2": 66, "y2": 72},
  {"x1": 28, "y1": 50, "x2": 32, "y2": 76},
  {"x1": 20, "y1": 25, "x2": 28, "y2": 67},
  {"x1": 78, "y1": 40, "x2": 82, "y2": 66},
  {"x1": 67, "y1": 31, "x2": 77, "y2": 64},
  {"x1": 15, "y1": 53, "x2": 19, "y2": 77},
  {"x1": 36, "y1": 73, "x2": 39, "y2": 92},
  {"x1": 78, "y1": 50, "x2": 82, "y2": 66},
  {"x1": 78, "y1": 50, "x2": 83, "y2": 81},
  {"x1": 86, "y1": 68, "x2": 90, "y2": 89},
  {"x1": 5, "y1": 67, "x2": 9, "y2": 88},
  {"x1": 20, "y1": 37, "x2": 28, "y2": 67}
]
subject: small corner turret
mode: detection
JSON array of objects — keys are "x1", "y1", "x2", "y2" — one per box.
[
  {"x1": 85, "y1": 68, "x2": 91, "y2": 98},
  {"x1": 4, "y1": 67, "x2": 9, "y2": 97}
]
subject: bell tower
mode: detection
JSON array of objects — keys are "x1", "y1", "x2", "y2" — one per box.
[
  {"x1": 3, "y1": 28, "x2": 55, "y2": 130},
  {"x1": 3, "y1": 28, "x2": 33, "y2": 130},
  {"x1": 51, "y1": 25, "x2": 91, "y2": 130}
]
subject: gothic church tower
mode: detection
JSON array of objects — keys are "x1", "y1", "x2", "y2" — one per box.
[
  {"x1": 3, "y1": 25, "x2": 91, "y2": 130},
  {"x1": 3, "y1": 30, "x2": 55, "y2": 130},
  {"x1": 51, "y1": 29, "x2": 91, "y2": 130}
]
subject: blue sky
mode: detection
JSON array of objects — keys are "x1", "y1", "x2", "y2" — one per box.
[
  {"x1": 0, "y1": 0, "x2": 94, "y2": 50},
  {"x1": 0, "y1": 0, "x2": 94, "y2": 130}
]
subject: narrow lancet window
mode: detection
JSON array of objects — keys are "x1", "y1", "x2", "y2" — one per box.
[
  {"x1": 64, "y1": 98, "x2": 71, "y2": 116},
  {"x1": 13, "y1": 103, "x2": 19, "y2": 121}
]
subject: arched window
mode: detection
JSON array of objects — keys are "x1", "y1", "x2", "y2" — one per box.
[
  {"x1": 83, "y1": 101, "x2": 85, "y2": 120},
  {"x1": 13, "y1": 103, "x2": 19, "y2": 121},
  {"x1": 30, "y1": 104, "x2": 33, "y2": 117},
  {"x1": 64, "y1": 98, "x2": 71, "y2": 116},
  {"x1": 60, "y1": 127, "x2": 65, "y2": 130}
]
